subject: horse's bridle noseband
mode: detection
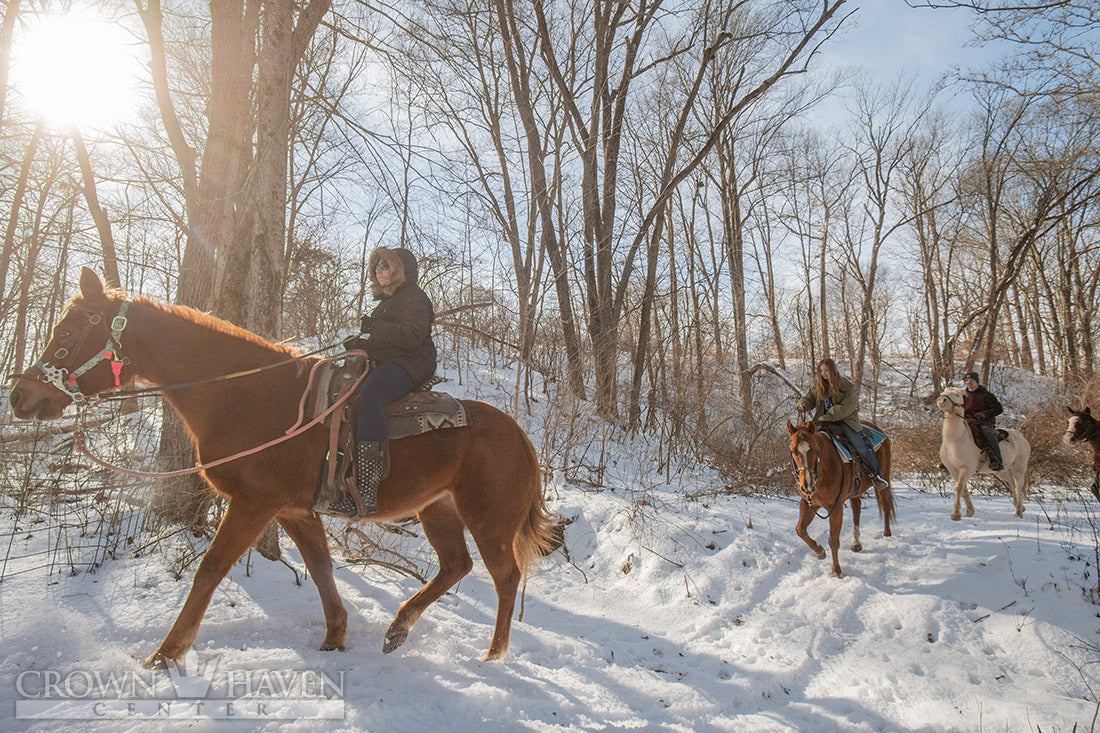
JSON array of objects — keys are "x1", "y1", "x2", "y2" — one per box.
[
  {"x1": 942, "y1": 392, "x2": 966, "y2": 418},
  {"x1": 29, "y1": 300, "x2": 131, "y2": 404},
  {"x1": 792, "y1": 434, "x2": 821, "y2": 503}
]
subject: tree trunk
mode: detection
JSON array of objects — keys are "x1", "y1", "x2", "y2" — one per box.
[{"x1": 71, "y1": 128, "x2": 121, "y2": 288}]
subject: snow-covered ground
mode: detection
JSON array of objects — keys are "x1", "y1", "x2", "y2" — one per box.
[
  {"x1": 1, "y1": 478, "x2": 1096, "y2": 732},
  {"x1": 1, "y1": 359, "x2": 1098, "y2": 732}
]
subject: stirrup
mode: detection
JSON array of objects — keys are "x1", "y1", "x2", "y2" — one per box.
[{"x1": 329, "y1": 442, "x2": 386, "y2": 517}]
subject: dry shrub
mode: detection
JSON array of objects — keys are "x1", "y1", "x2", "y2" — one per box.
[
  {"x1": 704, "y1": 422, "x2": 796, "y2": 496},
  {"x1": 887, "y1": 416, "x2": 946, "y2": 480}
]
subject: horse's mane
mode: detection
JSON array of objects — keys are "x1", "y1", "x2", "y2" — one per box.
[{"x1": 73, "y1": 289, "x2": 300, "y2": 360}]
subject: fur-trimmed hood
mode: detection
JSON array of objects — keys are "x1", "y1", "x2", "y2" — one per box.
[{"x1": 369, "y1": 246, "x2": 419, "y2": 299}]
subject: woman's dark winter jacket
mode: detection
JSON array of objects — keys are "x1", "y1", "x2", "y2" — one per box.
[
  {"x1": 362, "y1": 247, "x2": 437, "y2": 386},
  {"x1": 963, "y1": 385, "x2": 1002, "y2": 424}
]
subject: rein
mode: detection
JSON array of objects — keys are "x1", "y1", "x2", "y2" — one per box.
[
  {"x1": 96, "y1": 341, "x2": 348, "y2": 401},
  {"x1": 19, "y1": 294, "x2": 367, "y2": 478},
  {"x1": 794, "y1": 430, "x2": 856, "y2": 520},
  {"x1": 8, "y1": 296, "x2": 349, "y2": 402},
  {"x1": 74, "y1": 359, "x2": 369, "y2": 478}
]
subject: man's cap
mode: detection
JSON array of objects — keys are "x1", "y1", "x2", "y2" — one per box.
[{"x1": 964, "y1": 371, "x2": 980, "y2": 382}]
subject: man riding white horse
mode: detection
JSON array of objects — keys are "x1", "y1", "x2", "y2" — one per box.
[{"x1": 963, "y1": 371, "x2": 1003, "y2": 471}]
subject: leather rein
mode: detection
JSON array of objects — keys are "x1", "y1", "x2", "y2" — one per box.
[
  {"x1": 15, "y1": 298, "x2": 362, "y2": 478},
  {"x1": 792, "y1": 429, "x2": 851, "y2": 519}
]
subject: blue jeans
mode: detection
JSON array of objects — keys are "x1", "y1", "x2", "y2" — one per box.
[
  {"x1": 356, "y1": 361, "x2": 415, "y2": 442},
  {"x1": 823, "y1": 421, "x2": 884, "y2": 478},
  {"x1": 976, "y1": 421, "x2": 1003, "y2": 466}
]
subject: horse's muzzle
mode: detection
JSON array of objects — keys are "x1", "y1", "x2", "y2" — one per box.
[{"x1": 8, "y1": 384, "x2": 67, "y2": 421}]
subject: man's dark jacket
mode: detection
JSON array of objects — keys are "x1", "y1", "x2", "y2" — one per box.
[{"x1": 963, "y1": 385, "x2": 1002, "y2": 424}]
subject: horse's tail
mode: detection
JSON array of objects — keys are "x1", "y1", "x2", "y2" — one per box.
[
  {"x1": 514, "y1": 488, "x2": 562, "y2": 573},
  {"x1": 512, "y1": 434, "x2": 564, "y2": 574}
]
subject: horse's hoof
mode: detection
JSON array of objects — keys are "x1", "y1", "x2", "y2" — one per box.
[
  {"x1": 950, "y1": 513, "x2": 961, "y2": 521},
  {"x1": 142, "y1": 652, "x2": 173, "y2": 670},
  {"x1": 814, "y1": 548, "x2": 826, "y2": 559},
  {"x1": 965, "y1": 508, "x2": 975, "y2": 517},
  {"x1": 851, "y1": 542, "x2": 863, "y2": 553},
  {"x1": 830, "y1": 569, "x2": 843, "y2": 578},
  {"x1": 382, "y1": 631, "x2": 407, "y2": 655},
  {"x1": 319, "y1": 641, "x2": 345, "y2": 652},
  {"x1": 482, "y1": 646, "x2": 508, "y2": 661}
]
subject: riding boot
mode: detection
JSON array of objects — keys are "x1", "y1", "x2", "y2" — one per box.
[{"x1": 329, "y1": 441, "x2": 387, "y2": 517}]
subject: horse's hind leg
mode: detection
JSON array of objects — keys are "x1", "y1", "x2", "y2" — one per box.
[
  {"x1": 849, "y1": 495, "x2": 863, "y2": 553},
  {"x1": 383, "y1": 497, "x2": 473, "y2": 655},
  {"x1": 278, "y1": 513, "x2": 347, "y2": 652},
  {"x1": 143, "y1": 501, "x2": 277, "y2": 668},
  {"x1": 796, "y1": 500, "x2": 825, "y2": 560},
  {"x1": 467, "y1": 518, "x2": 523, "y2": 661},
  {"x1": 1009, "y1": 470, "x2": 1026, "y2": 517}
]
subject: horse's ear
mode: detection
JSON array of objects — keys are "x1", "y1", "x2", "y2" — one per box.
[
  {"x1": 1087, "y1": 407, "x2": 1093, "y2": 417},
  {"x1": 786, "y1": 420, "x2": 795, "y2": 435},
  {"x1": 79, "y1": 266, "x2": 106, "y2": 304}
]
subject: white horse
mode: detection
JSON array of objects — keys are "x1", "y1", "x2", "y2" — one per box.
[{"x1": 936, "y1": 387, "x2": 1030, "y2": 520}]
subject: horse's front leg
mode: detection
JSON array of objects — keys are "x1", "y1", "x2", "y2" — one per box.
[
  {"x1": 143, "y1": 501, "x2": 277, "y2": 669},
  {"x1": 278, "y1": 513, "x2": 347, "y2": 652},
  {"x1": 849, "y1": 494, "x2": 863, "y2": 553},
  {"x1": 951, "y1": 470, "x2": 974, "y2": 521},
  {"x1": 828, "y1": 503, "x2": 844, "y2": 577},
  {"x1": 795, "y1": 500, "x2": 825, "y2": 560}
]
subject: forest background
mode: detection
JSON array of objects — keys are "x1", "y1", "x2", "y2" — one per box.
[{"x1": 1, "y1": 0, "x2": 1099, "y2": 543}]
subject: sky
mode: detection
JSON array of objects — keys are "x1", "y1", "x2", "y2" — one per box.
[{"x1": 823, "y1": 0, "x2": 994, "y2": 82}]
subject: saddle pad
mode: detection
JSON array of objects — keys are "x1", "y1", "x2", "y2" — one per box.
[
  {"x1": 384, "y1": 391, "x2": 468, "y2": 440},
  {"x1": 828, "y1": 422, "x2": 887, "y2": 463}
]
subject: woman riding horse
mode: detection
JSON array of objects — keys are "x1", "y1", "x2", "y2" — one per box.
[{"x1": 797, "y1": 358, "x2": 889, "y2": 489}]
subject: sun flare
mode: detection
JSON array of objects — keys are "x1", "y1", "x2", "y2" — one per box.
[{"x1": 11, "y1": 11, "x2": 145, "y2": 128}]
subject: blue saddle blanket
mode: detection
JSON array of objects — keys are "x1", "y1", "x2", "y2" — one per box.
[{"x1": 829, "y1": 422, "x2": 887, "y2": 462}]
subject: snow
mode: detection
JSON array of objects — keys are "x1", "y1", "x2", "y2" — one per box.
[{"x1": 1, "y1": 362, "x2": 1098, "y2": 732}]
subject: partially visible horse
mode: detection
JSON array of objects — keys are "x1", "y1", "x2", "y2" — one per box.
[
  {"x1": 785, "y1": 420, "x2": 896, "y2": 578},
  {"x1": 1064, "y1": 406, "x2": 1100, "y2": 500},
  {"x1": 936, "y1": 387, "x2": 1029, "y2": 520},
  {"x1": 9, "y1": 268, "x2": 560, "y2": 667}
]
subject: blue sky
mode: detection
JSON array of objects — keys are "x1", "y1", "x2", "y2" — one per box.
[{"x1": 821, "y1": 0, "x2": 1001, "y2": 85}]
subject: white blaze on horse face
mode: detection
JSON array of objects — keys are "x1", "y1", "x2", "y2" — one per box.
[
  {"x1": 1064, "y1": 416, "x2": 1080, "y2": 445},
  {"x1": 797, "y1": 440, "x2": 815, "y2": 492}
]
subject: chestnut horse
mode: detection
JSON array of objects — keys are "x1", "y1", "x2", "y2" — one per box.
[
  {"x1": 937, "y1": 388, "x2": 1029, "y2": 520},
  {"x1": 1064, "y1": 406, "x2": 1100, "y2": 500},
  {"x1": 785, "y1": 420, "x2": 896, "y2": 577},
  {"x1": 9, "y1": 268, "x2": 559, "y2": 667}
]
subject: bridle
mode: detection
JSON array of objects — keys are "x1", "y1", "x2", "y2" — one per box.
[
  {"x1": 791, "y1": 427, "x2": 855, "y2": 519},
  {"x1": 940, "y1": 391, "x2": 966, "y2": 419},
  {"x1": 26, "y1": 300, "x2": 131, "y2": 405},
  {"x1": 792, "y1": 434, "x2": 821, "y2": 505}
]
